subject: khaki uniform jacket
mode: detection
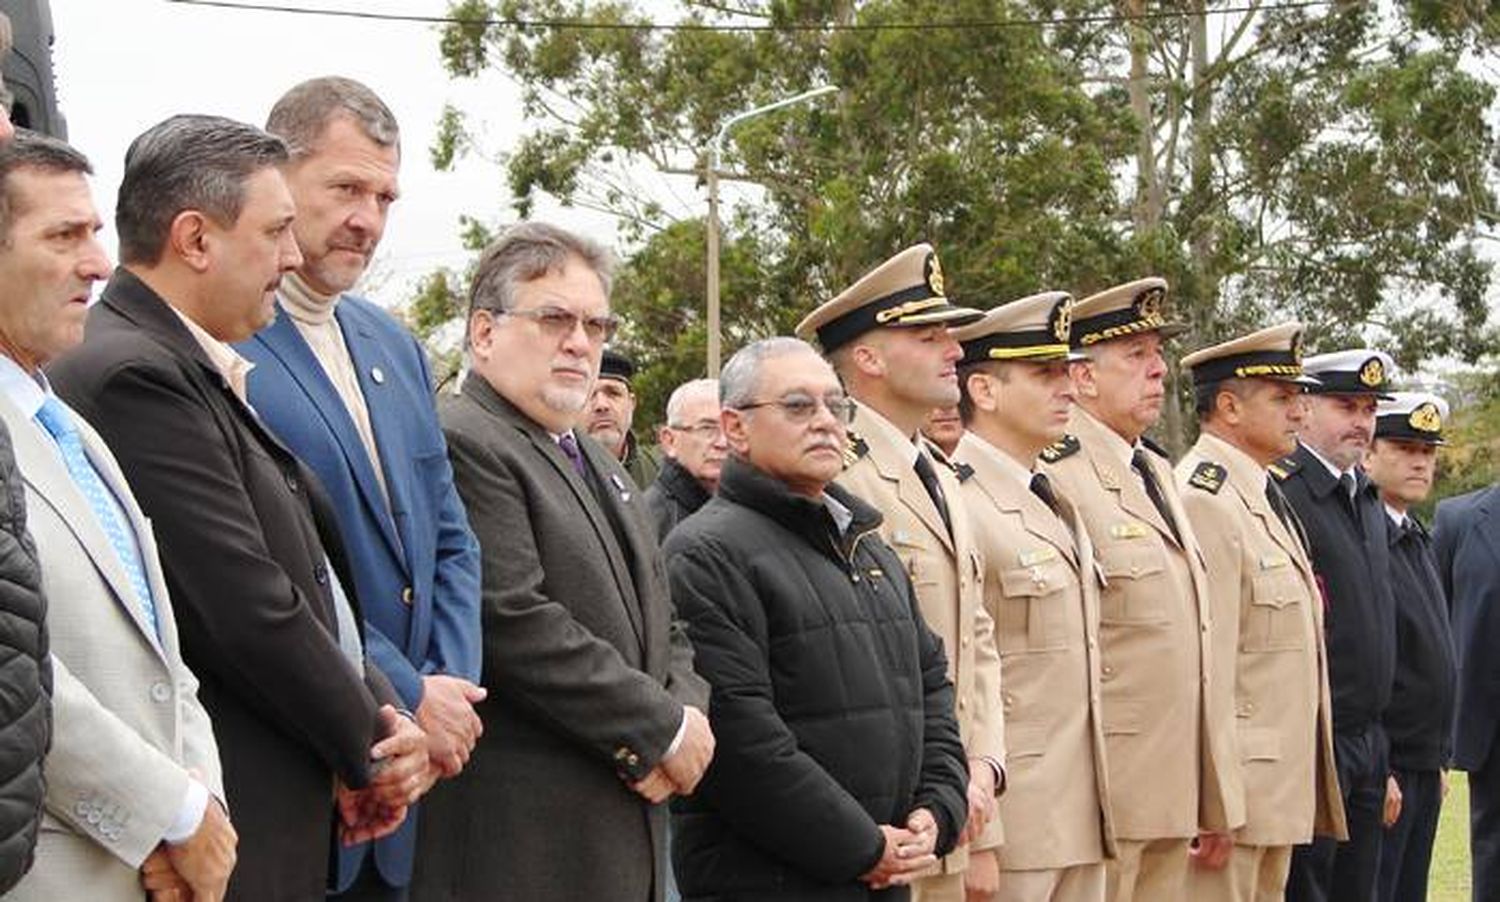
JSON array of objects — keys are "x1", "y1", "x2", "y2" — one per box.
[
  {"x1": 839, "y1": 402, "x2": 1004, "y2": 866},
  {"x1": 1175, "y1": 434, "x2": 1347, "y2": 846},
  {"x1": 953, "y1": 432, "x2": 1114, "y2": 871},
  {"x1": 1040, "y1": 407, "x2": 1242, "y2": 840}
]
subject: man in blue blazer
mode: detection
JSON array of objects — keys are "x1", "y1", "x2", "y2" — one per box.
[
  {"x1": 1434, "y1": 484, "x2": 1500, "y2": 902},
  {"x1": 239, "y1": 77, "x2": 483, "y2": 901}
]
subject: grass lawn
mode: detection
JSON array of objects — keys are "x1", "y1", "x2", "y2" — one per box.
[{"x1": 1429, "y1": 770, "x2": 1471, "y2": 901}]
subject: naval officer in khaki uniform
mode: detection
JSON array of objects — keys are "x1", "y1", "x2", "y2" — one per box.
[
  {"x1": 1175, "y1": 324, "x2": 1347, "y2": 902},
  {"x1": 949, "y1": 293, "x2": 1114, "y2": 902},
  {"x1": 1039, "y1": 278, "x2": 1242, "y2": 902},
  {"x1": 797, "y1": 244, "x2": 1005, "y2": 902}
]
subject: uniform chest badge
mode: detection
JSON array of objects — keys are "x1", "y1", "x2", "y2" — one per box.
[
  {"x1": 1018, "y1": 548, "x2": 1058, "y2": 567},
  {"x1": 1110, "y1": 521, "x2": 1149, "y2": 539},
  {"x1": 1259, "y1": 553, "x2": 1289, "y2": 570}
]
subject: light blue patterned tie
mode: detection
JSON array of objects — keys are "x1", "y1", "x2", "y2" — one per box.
[{"x1": 35, "y1": 396, "x2": 158, "y2": 635}]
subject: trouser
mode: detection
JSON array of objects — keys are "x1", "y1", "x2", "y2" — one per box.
[
  {"x1": 333, "y1": 857, "x2": 408, "y2": 902},
  {"x1": 1471, "y1": 747, "x2": 1500, "y2": 902},
  {"x1": 1287, "y1": 724, "x2": 1387, "y2": 902},
  {"x1": 912, "y1": 870, "x2": 964, "y2": 902},
  {"x1": 1185, "y1": 843, "x2": 1292, "y2": 902},
  {"x1": 1377, "y1": 767, "x2": 1442, "y2": 902},
  {"x1": 1105, "y1": 837, "x2": 1190, "y2": 902},
  {"x1": 994, "y1": 861, "x2": 1106, "y2": 902}
]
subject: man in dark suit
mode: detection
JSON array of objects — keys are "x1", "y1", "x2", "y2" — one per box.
[
  {"x1": 411, "y1": 221, "x2": 712, "y2": 902},
  {"x1": 644, "y1": 377, "x2": 725, "y2": 541},
  {"x1": 1272, "y1": 349, "x2": 1399, "y2": 902},
  {"x1": 238, "y1": 77, "x2": 483, "y2": 902},
  {"x1": 47, "y1": 114, "x2": 431, "y2": 902},
  {"x1": 1365, "y1": 391, "x2": 1455, "y2": 902},
  {"x1": 1433, "y1": 449, "x2": 1500, "y2": 901}
]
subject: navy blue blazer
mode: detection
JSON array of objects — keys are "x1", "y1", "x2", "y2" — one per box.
[
  {"x1": 239, "y1": 296, "x2": 481, "y2": 891},
  {"x1": 1434, "y1": 486, "x2": 1500, "y2": 772}
]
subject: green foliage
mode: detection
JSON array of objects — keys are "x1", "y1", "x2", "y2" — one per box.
[{"x1": 413, "y1": 0, "x2": 1500, "y2": 454}]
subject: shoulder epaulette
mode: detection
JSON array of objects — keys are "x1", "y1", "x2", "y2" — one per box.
[
  {"x1": 1268, "y1": 455, "x2": 1300, "y2": 481},
  {"x1": 1187, "y1": 461, "x2": 1227, "y2": 494},
  {"x1": 1140, "y1": 435, "x2": 1171, "y2": 459},
  {"x1": 953, "y1": 462, "x2": 975, "y2": 484},
  {"x1": 1039, "y1": 434, "x2": 1081, "y2": 463},
  {"x1": 842, "y1": 432, "x2": 869, "y2": 467}
]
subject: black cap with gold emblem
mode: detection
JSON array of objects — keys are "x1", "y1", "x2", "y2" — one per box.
[
  {"x1": 1070, "y1": 277, "x2": 1187, "y2": 348},
  {"x1": 796, "y1": 243, "x2": 984, "y2": 353},
  {"x1": 1180, "y1": 322, "x2": 1318, "y2": 388},
  {"x1": 950, "y1": 290, "x2": 1082, "y2": 365},
  {"x1": 1376, "y1": 391, "x2": 1448, "y2": 445},
  {"x1": 1302, "y1": 349, "x2": 1396, "y2": 399}
]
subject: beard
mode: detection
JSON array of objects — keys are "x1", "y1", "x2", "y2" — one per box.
[{"x1": 541, "y1": 383, "x2": 591, "y2": 416}]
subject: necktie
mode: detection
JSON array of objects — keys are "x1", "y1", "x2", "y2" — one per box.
[
  {"x1": 1337, "y1": 472, "x2": 1364, "y2": 535},
  {"x1": 35, "y1": 396, "x2": 158, "y2": 635},
  {"x1": 558, "y1": 432, "x2": 588, "y2": 479},
  {"x1": 914, "y1": 452, "x2": 954, "y2": 539},
  {"x1": 1265, "y1": 479, "x2": 1310, "y2": 554},
  {"x1": 1030, "y1": 472, "x2": 1060, "y2": 516},
  {"x1": 1131, "y1": 449, "x2": 1181, "y2": 545}
]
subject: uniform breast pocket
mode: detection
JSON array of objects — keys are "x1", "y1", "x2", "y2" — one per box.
[
  {"x1": 995, "y1": 559, "x2": 1071, "y2": 652},
  {"x1": 1244, "y1": 568, "x2": 1309, "y2": 652},
  {"x1": 890, "y1": 534, "x2": 941, "y2": 587},
  {"x1": 1097, "y1": 541, "x2": 1169, "y2": 625}
]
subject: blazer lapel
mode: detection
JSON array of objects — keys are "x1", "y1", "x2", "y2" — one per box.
[
  {"x1": 0, "y1": 394, "x2": 165, "y2": 654},
  {"x1": 258, "y1": 307, "x2": 405, "y2": 564},
  {"x1": 854, "y1": 406, "x2": 954, "y2": 554},
  {"x1": 336, "y1": 305, "x2": 413, "y2": 569},
  {"x1": 962, "y1": 435, "x2": 1076, "y2": 564}
]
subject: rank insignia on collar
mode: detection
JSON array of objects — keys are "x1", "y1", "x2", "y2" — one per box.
[
  {"x1": 1188, "y1": 461, "x2": 1227, "y2": 494},
  {"x1": 1039, "y1": 434, "x2": 1080, "y2": 463},
  {"x1": 1268, "y1": 456, "x2": 1300, "y2": 481},
  {"x1": 954, "y1": 462, "x2": 975, "y2": 483},
  {"x1": 843, "y1": 433, "x2": 870, "y2": 467}
]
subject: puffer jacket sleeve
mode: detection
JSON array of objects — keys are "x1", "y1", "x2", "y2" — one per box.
[{"x1": 0, "y1": 421, "x2": 50, "y2": 892}]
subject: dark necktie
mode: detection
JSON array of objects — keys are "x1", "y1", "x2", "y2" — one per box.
[
  {"x1": 558, "y1": 432, "x2": 588, "y2": 479},
  {"x1": 1131, "y1": 449, "x2": 1181, "y2": 545},
  {"x1": 1337, "y1": 471, "x2": 1365, "y2": 536},
  {"x1": 1030, "y1": 472, "x2": 1060, "y2": 516},
  {"x1": 1265, "y1": 478, "x2": 1310, "y2": 554},
  {"x1": 914, "y1": 452, "x2": 953, "y2": 540}
]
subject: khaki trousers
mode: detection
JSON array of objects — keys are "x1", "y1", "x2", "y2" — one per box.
[
  {"x1": 1186, "y1": 843, "x2": 1293, "y2": 902},
  {"x1": 994, "y1": 862, "x2": 1107, "y2": 902},
  {"x1": 913, "y1": 870, "x2": 965, "y2": 902},
  {"x1": 1105, "y1": 838, "x2": 1190, "y2": 902}
]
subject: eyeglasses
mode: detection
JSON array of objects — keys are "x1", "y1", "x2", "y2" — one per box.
[
  {"x1": 490, "y1": 305, "x2": 620, "y2": 344},
  {"x1": 736, "y1": 392, "x2": 856, "y2": 425},
  {"x1": 669, "y1": 421, "x2": 723, "y2": 439}
]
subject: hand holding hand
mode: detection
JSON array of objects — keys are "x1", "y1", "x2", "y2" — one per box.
[
  {"x1": 659, "y1": 706, "x2": 715, "y2": 796},
  {"x1": 629, "y1": 765, "x2": 676, "y2": 804},
  {"x1": 862, "y1": 823, "x2": 938, "y2": 890},
  {"x1": 959, "y1": 758, "x2": 996, "y2": 845},
  {"x1": 163, "y1": 795, "x2": 237, "y2": 901},
  {"x1": 1189, "y1": 831, "x2": 1232, "y2": 870},
  {"x1": 1383, "y1": 774, "x2": 1403, "y2": 828},
  {"x1": 336, "y1": 781, "x2": 409, "y2": 846},
  {"x1": 370, "y1": 705, "x2": 438, "y2": 807},
  {"x1": 417, "y1": 675, "x2": 487, "y2": 777},
  {"x1": 964, "y1": 847, "x2": 1000, "y2": 902},
  {"x1": 140, "y1": 846, "x2": 190, "y2": 900}
]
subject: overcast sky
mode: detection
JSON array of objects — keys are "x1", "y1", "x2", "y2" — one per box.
[{"x1": 48, "y1": 0, "x2": 647, "y2": 305}]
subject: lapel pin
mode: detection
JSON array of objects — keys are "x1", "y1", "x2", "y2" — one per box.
[
  {"x1": 371, "y1": 366, "x2": 385, "y2": 385},
  {"x1": 610, "y1": 472, "x2": 632, "y2": 501}
]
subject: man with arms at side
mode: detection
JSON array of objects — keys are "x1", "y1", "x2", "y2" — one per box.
[
  {"x1": 663, "y1": 337, "x2": 968, "y2": 900},
  {"x1": 644, "y1": 378, "x2": 726, "y2": 541},
  {"x1": 1174, "y1": 324, "x2": 1346, "y2": 902},
  {"x1": 239, "y1": 77, "x2": 483, "y2": 901},
  {"x1": 1365, "y1": 392, "x2": 1455, "y2": 902},
  {"x1": 798, "y1": 243, "x2": 1004, "y2": 902},
  {"x1": 47, "y1": 115, "x2": 430, "y2": 902},
  {"x1": 949, "y1": 294, "x2": 1115, "y2": 902},
  {"x1": 1039, "y1": 278, "x2": 1241, "y2": 902},
  {"x1": 412, "y1": 222, "x2": 712, "y2": 902},
  {"x1": 587, "y1": 348, "x2": 658, "y2": 487},
  {"x1": 1272, "y1": 349, "x2": 1399, "y2": 902},
  {"x1": 0, "y1": 131, "x2": 234, "y2": 902}
]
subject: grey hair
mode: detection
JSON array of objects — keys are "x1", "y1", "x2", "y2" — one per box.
[
  {"x1": 0, "y1": 130, "x2": 92, "y2": 243},
  {"x1": 266, "y1": 76, "x2": 400, "y2": 159},
  {"x1": 720, "y1": 337, "x2": 818, "y2": 409},
  {"x1": 665, "y1": 378, "x2": 719, "y2": 425},
  {"x1": 467, "y1": 221, "x2": 614, "y2": 323},
  {"x1": 116, "y1": 114, "x2": 288, "y2": 265}
]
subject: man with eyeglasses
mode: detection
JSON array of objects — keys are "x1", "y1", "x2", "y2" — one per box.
[
  {"x1": 411, "y1": 222, "x2": 712, "y2": 902},
  {"x1": 798, "y1": 243, "x2": 1002, "y2": 902},
  {"x1": 661, "y1": 336, "x2": 968, "y2": 900},
  {"x1": 645, "y1": 378, "x2": 727, "y2": 541}
]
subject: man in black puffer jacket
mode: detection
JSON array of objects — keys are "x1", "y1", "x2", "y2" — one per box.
[{"x1": 663, "y1": 338, "x2": 968, "y2": 901}]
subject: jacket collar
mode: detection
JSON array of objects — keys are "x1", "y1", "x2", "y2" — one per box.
[
  {"x1": 657, "y1": 455, "x2": 712, "y2": 511},
  {"x1": 717, "y1": 456, "x2": 881, "y2": 557}
]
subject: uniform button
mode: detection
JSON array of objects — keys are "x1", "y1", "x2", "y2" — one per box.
[
  {"x1": 1087, "y1": 638, "x2": 1097, "y2": 649},
  {"x1": 1130, "y1": 566, "x2": 1140, "y2": 576},
  {"x1": 74, "y1": 800, "x2": 89, "y2": 818},
  {"x1": 149, "y1": 682, "x2": 171, "y2": 703},
  {"x1": 401, "y1": 586, "x2": 414, "y2": 605},
  {"x1": 627, "y1": 753, "x2": 640, "y2": 767},
  {"x1": 961, "y1": 635, "x2": 972, "y2": 648},
  {"x1": 958, "y1": 698, "x2": 968, "y2": 711},
  {"x1": 313, "y1": 563, "x2": 328, "y2": 586},
  {"x1": 86, "y1": 807, "x2": 101, "y2": 825},
  {"x1": 285, "y1": 472, "x2": 300, "y2": 493}
]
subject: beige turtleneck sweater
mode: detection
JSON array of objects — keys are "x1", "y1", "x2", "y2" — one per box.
[{"x1": 279, "y1": 273, "x2": 392, "y2": 509}]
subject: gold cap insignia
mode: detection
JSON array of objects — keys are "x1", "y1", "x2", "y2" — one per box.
[
  {"x1": 1051, "y1": 297, "x2": 1073, "y2": 343},
  {"x1": 1136, "y1": 285, "x2": 1165, "y2": 320},
  {"x1": 1409, "y1": 402, "x2": 1442, "y2": 433},
  {"x1": 1290, "y1": 330, "x2": 1304, "y2": 364},
  {"x1": 1359, "y1": 356, "x2": 1385, "y2": 388},
  {"x1": 925, "y1": 252, "x2": 945, "y2": 297}
]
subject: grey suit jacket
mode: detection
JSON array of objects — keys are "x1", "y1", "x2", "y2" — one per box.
[
  {"x1": 412, "y1": 374, "x2": 707, "y2": 902},
  {"x1": 0, "y1": 388, "x2": 221, "y2": 901}
]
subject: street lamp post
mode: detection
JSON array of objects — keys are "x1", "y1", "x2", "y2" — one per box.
[{"x1": 704, "y1": 84, "x2": 838, "y2": 376}]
